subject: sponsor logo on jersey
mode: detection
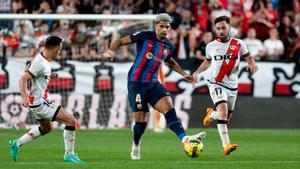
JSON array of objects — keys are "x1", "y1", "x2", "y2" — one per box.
[
  {"x1": 146, "y1": 52, "x2": 153, "y2": 59},
  {"x1": 213, "y1": 53, "x2": 235, "y2": 60}
]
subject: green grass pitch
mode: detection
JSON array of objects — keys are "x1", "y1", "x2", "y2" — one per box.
[{"x1": 1, "y1": 128, "x2": 299, "y2": 169}]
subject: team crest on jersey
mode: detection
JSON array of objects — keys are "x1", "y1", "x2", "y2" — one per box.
[
  {"x1": 146, "y1": 52, "x2": 153, "y2": 59},
  {"x1": 230, "y1": 45, "x2": 236, "y2": 50},
  {"x1": 163, "y1": 49, "x2": 168, "y2": 55}
]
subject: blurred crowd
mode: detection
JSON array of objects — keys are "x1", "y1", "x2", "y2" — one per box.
[{"x1": 0, "y1": 0, "x2": 300, "y2": 68}]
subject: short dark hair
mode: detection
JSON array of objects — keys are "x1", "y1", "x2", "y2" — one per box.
[
  {"x1": 45, "y1": 36, "x2": 63, "y2": 49},
  {"x1": 214, "y1": 16, "x2": 230, "y2": 24}
]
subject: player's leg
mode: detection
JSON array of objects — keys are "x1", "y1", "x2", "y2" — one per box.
[
  {"x1": 209, "y1": 85, "x2": 237, "y2": 155},
  {"x1": 217, "y1": 102, "x2": 237, "y2": 155},
  {"x1": 128, "y1": 82, "x2": 149, "y2": 160},
  {"x1": 54, "y1": 107, "x2": 84, "y2": 163},
  {"x1": 153, "y1": 109, "x2": 163, "y2": 132},
  {"x1": 215, "y1": 102, "x2": 231, "y2": 148},
  {"x1": 226, "y1": 90, "x2": 237, "y2": 122},
  {"x1": 154, "y1": 96, "x2": 186, "y2": 139},
  {"x1": 8, "y1": 103, "x2": 54, "y2": 162},
  {"x1": 150, "y1": 83, "x2": 206, "y2": 142},
  {"x1": 132, "y1": 111, "x2": 147, "y2": 146},
  {"x1": 8, "y1": 119, "x2": 51, "y2": 162},
  {"x1": 223, "y1": 91, "x2": 238, "y2": 155},
  {"x1": 131, "y1": 111, "x2": 147, "y2": 160},
  {"x1": 18, "y1": 119, "x2": 51, "y2": 147}
]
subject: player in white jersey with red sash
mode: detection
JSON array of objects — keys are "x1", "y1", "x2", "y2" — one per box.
[
  {"x1": 9, "y1": 36, "x2": 84, "y2": 163},
  {"x1": 193, "y1": 16, "x2": 258, "y2": 155}
]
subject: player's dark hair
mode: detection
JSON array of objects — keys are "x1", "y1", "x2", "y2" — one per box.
[
  {"x1": 214, "y1": 16, "x2": 230, "y2": 25},
  {"x1": 45, "y1": 36, "x2": 63, "y2": 49}
]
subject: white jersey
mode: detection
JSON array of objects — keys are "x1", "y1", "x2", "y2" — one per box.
[
  {"x1": 27, "y1": 53, "x2": 51, "y2": 106},
  {"x1": 206, "y1": 38, "x2": 249, "y2": 89}
]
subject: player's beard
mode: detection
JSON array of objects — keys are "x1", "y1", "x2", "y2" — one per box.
[
  {"x1": 160, "y1": 32, "x2": 167, "y2": 40},
  {"x1": 217, "y1": 33, "x2": 229, "y2": 42},
  {"x1": 159, "y1": 34, "x2": 166, "y2": 40}
]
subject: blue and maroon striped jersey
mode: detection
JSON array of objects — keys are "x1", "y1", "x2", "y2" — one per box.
[{"x1": 128, "y1": 31, "x2": 174, "y2": 83}]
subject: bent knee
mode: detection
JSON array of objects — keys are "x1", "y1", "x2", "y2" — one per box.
[
  {"x1": 66, "y1": 117, "x2": 76, "y2": 127},
  {"x1": 39, "y1": 126, "x2": 51, "y2": 135},
  {"x1": 217, "y1": 111, "x2": 228, "y2": 120},
  {"x1": 156, "y1": 102, "x2": 173, "y2": 114}
]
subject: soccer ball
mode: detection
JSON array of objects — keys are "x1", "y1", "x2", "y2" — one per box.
[{"x1": 183, "y1": 139, "x2": 204, "y2": 158}]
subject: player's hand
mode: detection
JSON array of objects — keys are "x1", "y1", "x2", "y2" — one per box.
[
  {"x1": 21, "y1": 98, "x2": 29, "y2": 107},
  {"x1": 184, "y1": 74, "x2": 196, "y2": 84},
  {"x1": 50, "y1": 72, "x2": 58, "y2": 80},
  {"x1": 101, "y1": 49, "x2": 115, "y2": 61},
  {"x1": 247, "y1": 63, "x2": 258, "y2": 74},
  {"x1": 192, "y1": 72, "x2": 199, "y2": 87}
]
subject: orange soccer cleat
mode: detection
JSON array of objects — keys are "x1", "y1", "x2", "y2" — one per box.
[
  {"x1": 224, "y1": 143, "x2": 238, "y2": 156},
  {"x1": 203, "y1": 108, "x2": 214, "y2": 127}
]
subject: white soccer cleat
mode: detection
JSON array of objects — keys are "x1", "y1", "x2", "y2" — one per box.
[
  {"x1": 130, "y1": 142, "x2": 140, "y2": 160},
  {"x1": 191, "y1": 131, "x2": 207, "y2": 140}
]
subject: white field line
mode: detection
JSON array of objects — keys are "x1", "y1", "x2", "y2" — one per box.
[{"x1": 6, "y1": 160, "x2": 300, "y2": 165}]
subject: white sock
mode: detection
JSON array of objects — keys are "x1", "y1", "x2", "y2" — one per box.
[
  {"x1": 217, "y1": 123, "x2": 230, "y2": 148},
  {"x1": 210, "y1": 111, "x2": 218, "y2": 120},
  {"x1": 17, "y1": 127, "x2": 41, "y2": 148},
  {"x1": 64, "y1": 130, "x2": 75, "y2": 155}
]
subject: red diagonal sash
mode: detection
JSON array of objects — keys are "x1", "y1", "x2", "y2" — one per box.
[{"x1": 215, "y1": 39, "x2": 241, "y2": 83}]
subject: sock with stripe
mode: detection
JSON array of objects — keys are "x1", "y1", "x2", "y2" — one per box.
[
  {"x1": 217, "y1": 120, "x2": 230, "y2": 147},
  {"x1": 64, "y1": 126, "x2": 76, "y2": 155},
  {"x1": 17, "y1": 126, "x2": 42, "y2": 148}
]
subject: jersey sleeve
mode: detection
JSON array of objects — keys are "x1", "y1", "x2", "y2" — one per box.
[
  {"x1": 130, "y1": 31, "x2": 147, "y2": 43},
  {"x1": 239, "y1": 40, "x2": 250, "y2": 57},
  {"x1": 205, "y1": 44, "x2": 212, "y2": 60},
  {"x1": 28, "y1": 60, "x2": 43, "y2": 77},
  {"x1": 164, "y1": 44, "x2": 175, "y2": 63}
]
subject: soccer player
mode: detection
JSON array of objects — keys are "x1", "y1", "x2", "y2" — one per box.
[
  {"x1": 101, "y1": 13, "x2": 206, "y2": 160},
  {"x1": 192, "y1": 16, "x2": 258, "y2": 156},
  {"x1": 8, "y1": 36, "x2": 84, "y2": 163}
]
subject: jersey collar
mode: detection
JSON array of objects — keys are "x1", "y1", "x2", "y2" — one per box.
[{"x1": 41, "y1": 52, "x2": 51, "y2": 62}]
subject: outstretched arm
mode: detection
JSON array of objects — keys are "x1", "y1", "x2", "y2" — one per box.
[
  {"x1": 165, "y1": 57, "x2": 195, "y2": 83},
  {"x1": 101, "y1": 36, "x2": 132, "y2": 60},
  {"x1": 192, "y1": 59, "x2": 211, "y2": 86}
]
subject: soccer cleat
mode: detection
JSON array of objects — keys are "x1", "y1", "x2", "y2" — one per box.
[
  {"x1": 189, "y1": 132, "x2": 207, "y2": 141},
  {"x1": 182, "y1": 131, "x2": 206, "y2": 146},
  {"x1": 203, "y1": 108, "x2": 214, "y2": 127},
  {"x1": 9, "y1": 139, "x2": 19, "y2": 162},
  {"x1": 130, "y1": 142, "x2": 140, "y2": 160},
  {"x1": 224, "y1": 143, "x2": 238, "y2": 156},
  {"x1": 64, "y1": 154, "x2": 85, "y2": 163}
]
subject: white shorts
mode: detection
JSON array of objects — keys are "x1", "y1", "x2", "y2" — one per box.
[
  {"x1": 29, "y1": 101, "x2": 61, "y2": 121},
  {"x1": 207, "y1": 82, "x2": 238, "y2": 111}
]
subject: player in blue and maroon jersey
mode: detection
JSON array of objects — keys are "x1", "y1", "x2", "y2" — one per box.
[{"x1": 102, "y1": 13, "x2": 206, "y2": 160}]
